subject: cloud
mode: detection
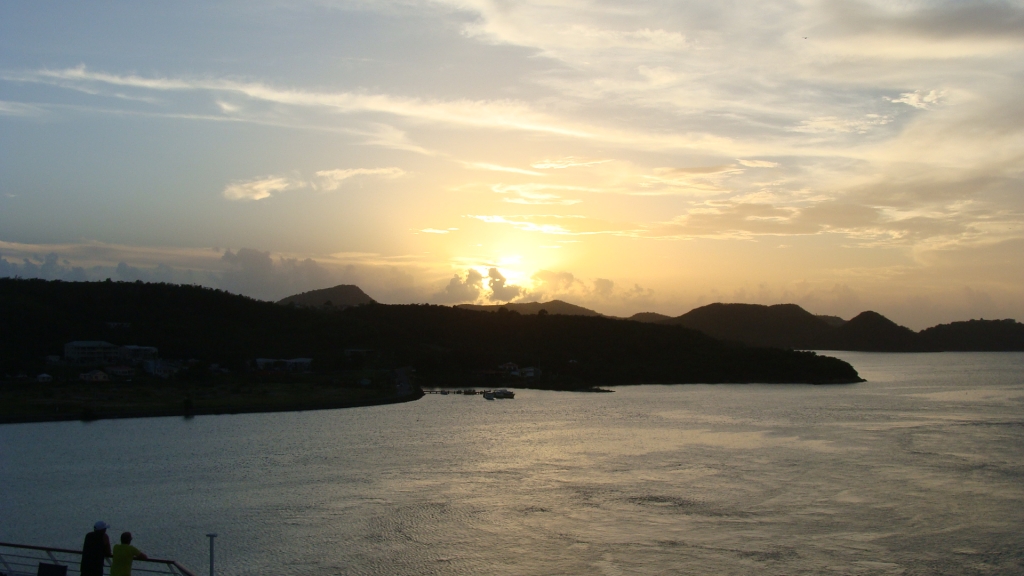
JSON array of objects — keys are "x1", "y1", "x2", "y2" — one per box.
[
  {"x1": 419, "y1": 228, "x2": 457, "y2": 234},
  {"x1": 792, "y1": 115, "x2": 892, "y2": 134},
  {"x1": 357, "y1": 124, "x2": 436, "y2": 155},
  {"x1": 593, "y1": 278, "x2": 614, "y2": 298},
  {"x1": 222, "y1": 176, "x2": 300, "y2": 201},
  {"x1": 491, "y1": 183, "x2": 599, "y2": 205},
  {"x1": 517, "y1": 268, "x2": 658, "y2": 314},
  {"x1": 487, "y1": 267, "x2": 524, "y2": 302},
  {"x1": 824, "y1": 1, "x2": 1024, "y2": 42},
  {"x1": 220, "y1": 248, "x2": 336, "y2": 301},
  {"x1": 433, "y1": 268, "x2": 484, "y2": 303},
  {"x1": 215, "y1": 100, "x2": 240, "y2": 113},
  {"x1": 887, "y1": 90, "x2": 945, "y2": 110},
  {"x1": 27, "y1": 65, "x2": 591, "y2": 138},
  {"x1": 531, "y1": 270, "x2": 579, "y2": 293},
  {"x1": 470, "y1": 214, "x2": 638, "y2": 236},
  {"x1": 315, "y1": 167, "x2": 405, "y2": 191},
  {"x1": 639, "y1": 165, "x2": 744, "y2": 196},
  {"x1": 13, "y1": 66, "x2": 746, "y2": 154},
  {"x1": 463, "y1": 162, "x2": 545, "y2": 176},
  {"x1": 222, "y1": 168, "x2": 404, "y2": 200},
  {"x1": 738, "y1": 159, "x2": 779, "y2": 168},
  {"x1": 0, "y1": 100, "x2": 44, "y2": 116},
  {"x1": 531, "y1": 157, "x2": 611, "y2": 169}
]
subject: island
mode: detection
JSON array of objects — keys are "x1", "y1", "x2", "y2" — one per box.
[{"x1": 0, "y1": 279, "x2": 864, "y2": 424}]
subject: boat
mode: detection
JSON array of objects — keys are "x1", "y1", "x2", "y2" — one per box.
[
  {"x1": 492, "y1": 389, "x2": 515, "y2": 399},
  {"x1": 482, "y1": 391, "x2": 495, "y2": 400}
]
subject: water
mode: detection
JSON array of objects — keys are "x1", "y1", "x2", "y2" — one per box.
[{"x1": 2, "y1": 352, "x2": 1023, "y2": 575}]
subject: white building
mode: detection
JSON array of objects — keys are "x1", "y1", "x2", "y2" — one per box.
[
  {"x1": 79, "y1": 370, "x2": 109, "y2": 382},
  {"x1": 120, "y1": 345, "x2": 158, "y2": 364}
]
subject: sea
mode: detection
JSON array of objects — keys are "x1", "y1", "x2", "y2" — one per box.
[{"x1": 2, "y1": 352, "x2": 1023, "y2": 575}]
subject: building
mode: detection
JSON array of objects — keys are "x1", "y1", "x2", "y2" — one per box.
[
  {"x1": 105, "y1": 365, "x2": 136, "y2": 379},
  {"x1": 79, "y1": 370, "x2": 109, "y2": 382},
  {"x1": 143, "y1": 359, "x2": 180, "y2": 379},
  {"x1": 65, "y1": 341, "x2": 121, "y2": 365},
  {"x1": 120, "y1": 345, "x2": 158, "y2": 364}
]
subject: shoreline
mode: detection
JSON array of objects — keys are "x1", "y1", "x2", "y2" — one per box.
[
  {"x1": 0, "y1": 389, "x2": 425, "y2": 426},
  {"x1": 1, "y1": 374, "x2": 870, "y2": 426}
]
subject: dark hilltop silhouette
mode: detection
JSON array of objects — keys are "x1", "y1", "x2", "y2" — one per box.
[
  {"x1": 661, "y1": 303, "x2": 833, "y2": 349},
  {"x1": 458, "y1": 299, "x2": 602, "y2": 316},
  {"x1": 465, "y1": 299, "x2": 1024, "y2": 352},
  {"x1": 627, "y1": 312, "x2": 675, "y2": 323},
  {"x1": 277, "y1": 284, "x2": 375, "y2": 308},
  {"x1": 0, "y1": 279, "x2": 861, "y2": 395},
  {"x1": 635, "y1": 303, "x2": 1024, "y2": 352}
]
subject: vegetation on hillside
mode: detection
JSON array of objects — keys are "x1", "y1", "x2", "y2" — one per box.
[{"x1": 0, "y1": 279, "x2": 862, "y2": 388}]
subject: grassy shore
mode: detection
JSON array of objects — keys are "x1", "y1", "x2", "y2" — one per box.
[{"x1": 0, "y1": 378, "x2": 423, "y2": 424}]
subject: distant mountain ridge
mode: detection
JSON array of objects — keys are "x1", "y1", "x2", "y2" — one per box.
[
  {"x1": 456, "y1": 300, "x2": 602, "y2": 316},
  {"x1": 274, "y1": 286, "x2": 1024, "y2": 352},
  {"x1": 0, "y1": 279, "x2": 863, "y2": 386},
  {"x1": 662, "y1": 303, "x2": 833, "y2": 349},
  {"x1": 639, "y1": 303, "x2": 1024, "y2": 352},
  {"x1": 277, "y1": 285, "x2": 375, "y2": 308}
]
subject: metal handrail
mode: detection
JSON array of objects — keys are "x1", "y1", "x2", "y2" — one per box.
[{"x1": 0, "y1": 542, "x2": 197, "y2": 576}]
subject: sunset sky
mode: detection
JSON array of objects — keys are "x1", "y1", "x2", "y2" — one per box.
[{"x1": 2, "y1": 1, "x2": 1022, "y2": 328}]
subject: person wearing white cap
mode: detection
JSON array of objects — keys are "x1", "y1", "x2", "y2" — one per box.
[{"x1": 81, "y1": 521, "x2": 112, "y2": 576}]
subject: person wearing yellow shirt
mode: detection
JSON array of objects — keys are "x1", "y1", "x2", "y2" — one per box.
[{"x1": 110, "y1": 532, "x2": 148, "y2": 576}]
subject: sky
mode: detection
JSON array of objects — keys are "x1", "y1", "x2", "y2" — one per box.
[{"x1": 1, "y1": 0, "x2": 1022, "y2": 329}]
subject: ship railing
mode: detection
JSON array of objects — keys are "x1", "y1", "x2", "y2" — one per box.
[{"x1": 0, "y1": 542, "x2": 197, "y2": 576}]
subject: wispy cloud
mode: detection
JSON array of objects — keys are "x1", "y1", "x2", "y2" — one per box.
[
  {"x1": 223, "y1": 167, "x2": 405, "y2": 200},
  {"x1": 469, "y1": 214, "x2": 637, "y2": 236},
  {"x1": 315, "y1": 167, "x2": 405, "y2": 191},
  {"x1": 638, "y1": 165, "x2": 745, "y2": 196},
  {"x1": 531, "y1": 157, "x2": 611, "y2": 169},
  {"x1": 26, "y1": 66, "x2": 591, "y2": 137},
  {"x1": 0, "y1": 100, "x2": 44, "y2": 116},
  {"x1": 792, "y1": 115, "x2": 893, "y2": 134},
  {"x1": 887, "y1": 90, "x2": 945, "y2": 110},
  {"x1": 462, "y1": 162, "x2": 545, "y2": 176},
  {"x1": 223, "y1": 176, "x2": 300, "y2": 201},
  {"x1": 738, "y1": 159, "x2": 779, "y2": 168}
]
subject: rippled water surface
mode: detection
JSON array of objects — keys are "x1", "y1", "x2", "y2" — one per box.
[{"x1": 2, "y1": 352, "x2": 1023, "y2": 575}]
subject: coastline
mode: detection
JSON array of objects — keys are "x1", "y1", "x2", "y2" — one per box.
[{"x1": 0, "y1": 387, "x2": 425, "y2": 426}]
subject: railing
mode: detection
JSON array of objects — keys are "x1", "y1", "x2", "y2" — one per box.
[{"x1": 0, "y1": 542, "x2": 197, "y2": 576}]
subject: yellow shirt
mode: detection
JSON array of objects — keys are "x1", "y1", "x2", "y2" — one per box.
[{"x1": 110, "y1": 544, "x2": 142, "y2": 576}]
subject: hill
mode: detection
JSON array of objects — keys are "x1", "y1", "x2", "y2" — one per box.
[
  {"x1": 666, "y1": 303, "x2": 834, "y2": 349},
  {"x1": 629, "y1": 312, "x2": 674, "y2": 323},
  {"x1": 457, "y1": 299, "x2": 602, "y2": 316},
  {"x1": 0, "y1": 279, "x2": 862, "y2": 388},
  {"x1": 827, "y1": 311, "x2": 921, "y2": 351},
  {"x1": 277, "y1": 284, "x2": 375, "y2": 308},
  {"x1": 919, "y1": 319, "x2": 1024, "y2": 351},
  {"x1": 651, "y1": 302, "x2": 1023, "y2": 352}
]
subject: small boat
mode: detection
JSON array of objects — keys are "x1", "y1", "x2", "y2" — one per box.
[
  {"x1": 483, "y1": 391, "x2": 495, "y2": 400},
  {"x1": 493, "y1": 389, "x2": 515, "y2": 399}
]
